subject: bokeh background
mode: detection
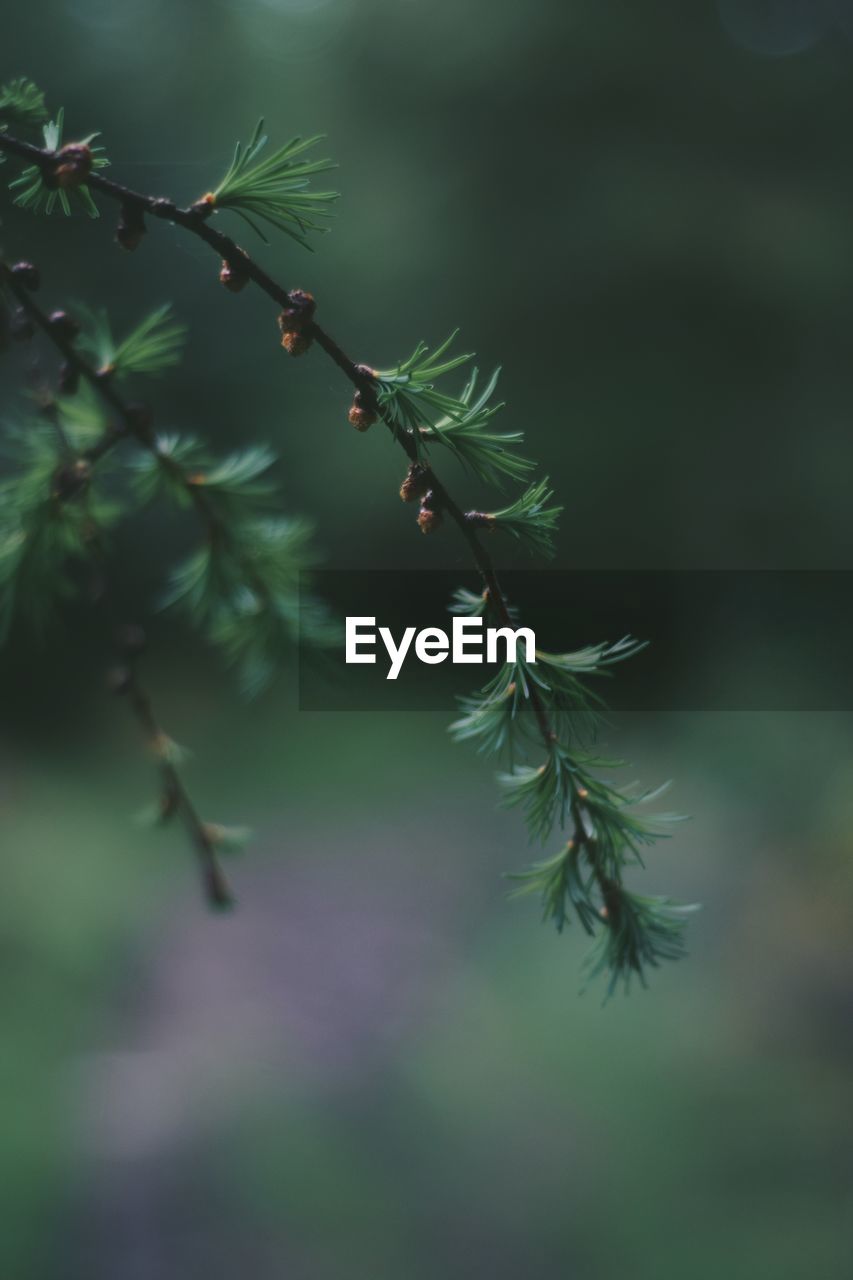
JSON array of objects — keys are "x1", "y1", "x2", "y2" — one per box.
[{"x1": 2, "y1": 1, "x2": 853, "y2": 1276}]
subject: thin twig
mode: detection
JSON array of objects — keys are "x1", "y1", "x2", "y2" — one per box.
[
  {"x1": 122, "y1": 663, "x2": 232, "y2": 908},
  {"x1": 1, "y1": 260, "x2": 234, "y2": 905}
]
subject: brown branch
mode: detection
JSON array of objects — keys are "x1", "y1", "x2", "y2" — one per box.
[
  {"x1": 117, "y1": 660, "x2": 232, "y2": 909},
  {"x1": 1, "y1": 133, "x2": 562, "y2": 744},
  {"x1": 0, "y1": 130, "x2": 596, "y2": 867},
  {"x1": 0, "y1": 124, "x2": 695, "y2": 989}
]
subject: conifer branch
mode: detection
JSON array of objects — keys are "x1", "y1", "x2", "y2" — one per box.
[
  {"x1": 0, "y1": 94, "x2": 696, "y2": 990},
  {"x1": 0, "y1": 304, "x2": 233, "y2": 904},
  {"x1": 1, "y1": 260, "x2": 327, "y2": 695},
  {"x1": 0, "y1": 261, "x2": 320, "y2": 898}
]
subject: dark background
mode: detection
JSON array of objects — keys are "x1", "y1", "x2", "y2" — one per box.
[{"x1": 2, "y1": 2, "x2": 853, "y2": 1277}]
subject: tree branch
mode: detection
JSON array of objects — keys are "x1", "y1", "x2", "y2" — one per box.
[
  {"x1": 0, "y1": 129, "x2": 600, "y2": 913},
  {"x1": 1, "y1": 259, "x2": 277, "y2": 608},
  {"x1": 0, "y1": 135, "x2": 522, "y2": 638},
  {"x1": 1, "y1": 260, "x2": 237, "y2": 906},
  {"x1": 0, "y1": 120, "x2": 692, "y2": 987}
]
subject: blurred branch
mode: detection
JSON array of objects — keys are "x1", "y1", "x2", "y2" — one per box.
[
  {"x1": 0, "y1": 264, "x2": 233, "y2": 905},
  {"x1": 2, "y1": 261, "x2": 259, "y2": 567},
  {"x1": 0, "y1": 288, "x2": 236, "y2": 908},
  {"x1": 113, "y1": 649, "x2": 232, "y2": 909}
]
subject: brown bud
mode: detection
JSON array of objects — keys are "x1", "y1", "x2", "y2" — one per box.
[
  {"x1": 281, "y1": 329, "x2": 312, "y2": 357},
  {"x1": 348, "y1": 405, "x2": 375, "y2": 431},
  {"x1": 348, "y1": 391, "x2": 377, "y2": 431},
  {"x1": 114, "y1": 623, "x2": 147, "y2": 657},
  {"x1": 52, "y1": 143, "x2": 93, "y2": 189},
  {"x1": 11, "y1": 262, "x2": 40, "y2": 291},
  {"x1": 106, "y1": 665, "x2": 132, "y2": 696},
  {"x1": 220, "y1": 255, "x2": 249, "y2": 293},
  {"x1": 116, "y1": 204, "x2": 146, "y2": 252},
  {"x1": 277, "y1": 289, "x2": 316, "y2": 334},
  {"x1": 399, "y1": 462, "x2": 429, "y2": 503},
  {"x1": 417, "y1": 504, "x2": 442, "y2": 535},
  {"x1": 49, "y1": 310, "x2": 80, "y2": 342},
  {"x1": 190, "y1": 192, "x2": 216, "y2": 218}
]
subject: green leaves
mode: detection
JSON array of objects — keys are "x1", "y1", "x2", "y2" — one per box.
[
  {"x1": 131, "y1": 436, "x2": 276, "y2": 511},
  {"x1": 134, "y1": 434, "x2": 335, "y2": 696},
  {"x1": 0, "y1": 78, "x2": 48, "y2": 135},
  {"x1": 585, "y1": 891, "x2": 698, "y2": 995},
  {"x1": 9, "y1": 108, "x2": 109, "y2": 217},
  {"x1": 375, "y1": 333, "x2": 472, "y2": 430},
  {"x1": 451, "y1": 663, "x2": 525, "y2": 757},
  {"x1": 510, "y1": 839, "x2": 696, "y2": 993},
  {"x1": 508, "y1": 839, "x2": 600, "y2": 934},
  {"x1": 426, "y1": 368, "x2": 535, "y2": 487},
  {"x1": 449, "y1": 573, "x2": 691, "y2": 992},
  {"x1": 529, "y1": 637, "x2": 644, "y2": 744},
  {"x1": 448, "y1": 586, "x2": 491, "y2": 617},
  {"x1": 0, "y1": 75, "x2": 693, "y2": 990},
  {"x1": 0, "y1": 419, "x2": 121, "y2": 642},
  {"x1": 199, "y1": 445, "x2": 278, "y2": 501},
  {"x1": 130, "y1": 433, "x2": 202, "y2": 507},
  {"x1": 162, "y1": 515, "x2": 335, "y2": 698},
  {"x1": 206, "y1": 120, "x2": 338, "y2": 247},
  {"x1": 52, "y1": 382, "x2": 110, "y2": 448},
  {"x1": 484, "y1": 478, "x2": 562, "y2": 557},
  {"x1": 375, "y1": 335, "x2": 534, "y2": 487},
  {"x1": 505, "y1": 762, "x2": 694, "y2": 994},
  {"x1": 499, "y1": 746, "x2": 578, "y2": 842},
  {"x1": 79, "y1": 304, "x2": 186, "y2": 379},
  {"x1": 450, "y1": 629, "x2": 642, "y2": 766}
]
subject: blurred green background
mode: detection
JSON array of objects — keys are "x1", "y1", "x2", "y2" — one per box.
[{"x1": 2, "y1": 1, "x2": 853, "y2": 1276}]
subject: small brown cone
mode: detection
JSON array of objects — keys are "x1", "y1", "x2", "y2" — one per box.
[
  {"x1": 348, "y1": 404, "x2": 375, "y2": 431},
  {"x1": 53, "y1": 144, "x2": 92, "y2": 189},
  {"x1": 348, "y1": 390, "x2": 377, "y2": 431},
  {"x1": 282, "y1": 330, "x2": 312, "y2": 357},
  {"x1": 220, "y1": 257, "x2": 249, "y2": 293},
  {"x1": 277, "y1": 289, "x2": 316, "y2": 335},
  {"x1": 399, "y1": 462, "x2": 429, "y2": 503},
  {"x1": 417, "y1": 505, "x2": 442, "y2": 534}
]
